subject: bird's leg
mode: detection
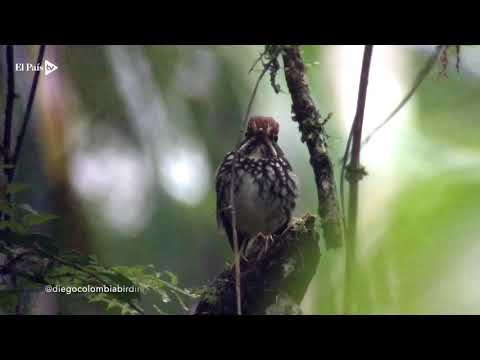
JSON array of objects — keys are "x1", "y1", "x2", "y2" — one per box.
[
  {"x1": 239, "y1": 240, "x2": 250, "y2": 263},
  {"x1": 229, "y1": 252, "x2": 249, "y2": 272},
  {"x1": 256, "y1": 233, "x2": 274, "y2": 261}
]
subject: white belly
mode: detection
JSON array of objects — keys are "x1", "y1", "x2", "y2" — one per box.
[{"x1": 234, "y1": 174, "x2": 286, "y2": 238}]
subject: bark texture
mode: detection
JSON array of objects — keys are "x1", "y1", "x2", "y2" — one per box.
[
  {"x1": 194, "y1": 213, "x2": 319, "y2": 315},
  {"x1": 282, "y1": 45, "x2": 344, "y2": 249}
]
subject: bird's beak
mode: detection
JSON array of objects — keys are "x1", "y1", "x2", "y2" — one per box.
[{"x1": 258, "y1": 132, "x2": 277, "y2": 157}]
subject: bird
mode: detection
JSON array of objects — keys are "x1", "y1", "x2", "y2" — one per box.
[{"x1": 215, "y1": 116, "x2": 298, "y2": 257}]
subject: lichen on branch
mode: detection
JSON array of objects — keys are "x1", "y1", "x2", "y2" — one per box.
[
  {"x1": 194, "y1": 213, "x2": 320, "y2": 315},
  {"x1": 279, "y1": 45, "x2": 344, "y2": 249}
]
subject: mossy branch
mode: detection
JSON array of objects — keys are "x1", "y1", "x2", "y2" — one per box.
[
  {"x1": 194, "y1": 213, "x2": 320, "y2": 315},
  {"x1": 280, "y1": 45, "x2": 344, "y2": 249}
]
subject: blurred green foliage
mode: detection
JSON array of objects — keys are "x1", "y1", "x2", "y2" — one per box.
[
  {"x1": 0, "y1": 185, "x2": 196, "y2": 315},
  {"x1": 2, "y1": 45, "x2": 480, "y2": 314}
]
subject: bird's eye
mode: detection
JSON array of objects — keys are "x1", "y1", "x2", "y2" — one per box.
[{"x1": 273, "y1": 135, "x2": 278, "y2": 142}]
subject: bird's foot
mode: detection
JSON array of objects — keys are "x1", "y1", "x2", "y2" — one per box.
[
  {"x1": 228, "y1": 243, "x2": 249, "y2": 271},
  {"x1": 228, "y1": 252, "x2": 249, "y2": 272},
  {"x1": 255, "y1": 233, "x2": 274, "y2": 261},
  {"x1": 239, "y1": 241, "x2": 250, "y2": 263},
  {"x1": 240, "y1": 253, "x2": 249, "y2": 264}
]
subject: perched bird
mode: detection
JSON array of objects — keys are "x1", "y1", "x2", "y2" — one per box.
[{"x1": 215, "y1": 116, "x2": 298, "y2": 255}]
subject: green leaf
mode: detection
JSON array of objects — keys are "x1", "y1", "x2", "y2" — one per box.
[
  {"x1": 5, "y1": 183, "x2": 29, "y2": 195},
  {"x1": 60, "y1": 252, "x2": 96, "y2": 266},
  {"x1": 0, "y1": 202, "x2": 12, "y2": 212},
  {"x1": 0, "y1": 207, "x2": 29, "y2": 234},
  {"x1": 29, "y1": 233, "x2": 60, "y2": 253},
  {"x1": 100, "y1": 269, "x2": 135, "y2": 287},
  {"x1": 153, "y1": 304, "x2": 167, "y2": 315},
  {"x1": 18, "y1": 204, "x2": 38, "y2": 215},
  {"x1": 22, "y1": 213, "x2": 59, "y2": 226},
  {"x1": 0, "y1": 205, "x2": 14, "y2": 216},
  {"x1": 86, "y1": 294, "x2": 140, "y2": 315},
  {"x1": 7, "y1": 221, "x2": 28, "y2": 235},
  {"x1": 1, "y1": 232, "x2": 59, "y2": 254},
  {"x1": 164, "y1": 271, "x2": 178, "y2": 286}
]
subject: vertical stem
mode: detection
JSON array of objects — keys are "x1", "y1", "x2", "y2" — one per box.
[
  {"x1": 228, "y1": 157, "x2": 242, "y2": 315},
  {"x1": 1, "y1": 45, "x2": 47, "y2": 315},
  {"x1": 11, "y1": 45, "x2": 46, "y2": 181},
  {"x1": 227, "y1": 52, "x2": 278, "y2": 315},
  {"x1": 3, "y1": 45, "x2": 15, "y2": 184},
  {"x1": 2, "y1": 45, "x2": 17, "y2": 311},
  {"x1": 344, "y1": 45, "x2": 373, "y2": 314}
]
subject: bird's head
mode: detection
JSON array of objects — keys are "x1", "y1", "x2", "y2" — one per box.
[{"x1": 245, "y1": 116, "x2": 279, "y2": 142}]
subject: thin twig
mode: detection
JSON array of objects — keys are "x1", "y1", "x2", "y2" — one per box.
[
  {"x1": 2, "y1": 45, "x2": 17, "y2": 311},
  {"x1": 228, "y1": 51, "x2": 280, "y2": 315},
  {"x1": 339, "y1": 126, "x2": 353, "y2": 228},
  {"x1": 10, "y1": 45, "x2": 46, "y2": 182},
  {"x1": 227, "y1": 165, "x2": 242, "y2": 315},
  {"x1": 361, "y1": 45, "x2": 445, "y2": 147},
  {"x1": 455, "y1": 45, "x2": 461, "y2": 73},
  {"x1": 344, "y1": 45, "x2": 373, "y2": 314},
  {"x1": 340, "y1": 45, "x2": 446, "y2": 229},
  {"x1": 240, "y1": 54, "x2": 280, "y2": 143}
]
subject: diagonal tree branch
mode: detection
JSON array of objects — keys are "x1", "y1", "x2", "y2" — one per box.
[
  {"x1": 281, "y1": 45, "x2": 344, "y2": 250},
  {"x1": 194, "y1": 213, "x2": 319, "y2": 314}
]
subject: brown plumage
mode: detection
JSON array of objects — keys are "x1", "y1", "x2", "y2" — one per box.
[{"x1": 215, "y1": 116, "x2": 298, "y2": 252}]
